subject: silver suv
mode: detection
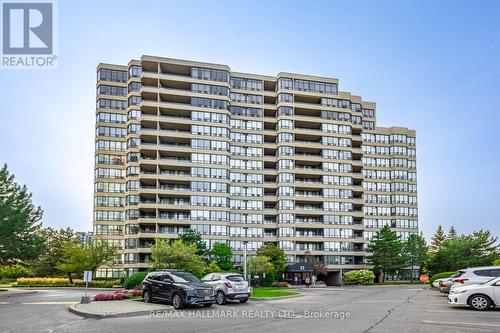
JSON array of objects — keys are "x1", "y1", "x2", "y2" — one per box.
[
  {"x1": 201, "y1": 273, "x2": 251, "y2": 305},
  {"x1": 450, "y1": 266, "x2": 500, "y2": 291}
]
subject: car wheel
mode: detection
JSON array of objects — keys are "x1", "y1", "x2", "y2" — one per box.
[
  {"x1": 203, "y1": 303, "x2": 213, "y2": 307},
  {"x1": 216, "y1": 291, "x2": 227, "y2": 305},
  {"x1": 239, "y1": 297, "x2": 249, "y2": 303},
  {"x1": 468, "y1": 294, "x2": 491, "y2": 311},
  {"x1": 143, "y1": 290, "x2": 152, "y2": 303},
  {"x1": 172, "y1": 293, "x2": 184, "y2": 309}
]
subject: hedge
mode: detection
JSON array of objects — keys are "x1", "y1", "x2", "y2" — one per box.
[
  {"x1": 0, "y1": 265, "x2": 32, "y2": 279},
  {"x1": 343, "y1": 270, "x2": 375, "y2": 285},
  {"x1": 123, "y1": 272, "x2": 148, "y2": 290},
  {"x1": 16, "y1": 277, "x2": 121, "y2": 288},
  {"x1": 429, "y1": 272, "x2": 456, "y2": 286}
]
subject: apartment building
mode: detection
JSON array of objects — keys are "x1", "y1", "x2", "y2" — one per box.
[{"x1": 93, "y1": 55, "x2": 418, "y2": 284}]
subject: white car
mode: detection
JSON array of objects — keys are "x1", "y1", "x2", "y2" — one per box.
[
  {"x1": 449, "y1": 266, "x2": 500, "y2": 291},
  {"x1": 448, "y1": 276, "x2": 500, "y2": 310}
]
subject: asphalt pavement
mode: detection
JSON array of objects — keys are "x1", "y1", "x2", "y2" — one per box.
[{"x1": 1, "y1": 286, "x2": 499, "y2": 333}]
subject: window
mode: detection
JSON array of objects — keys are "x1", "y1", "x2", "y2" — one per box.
[
  {"x1": 97, "y1": 69, "x2": 127, "y2": 82},
  {"x1": 128, "y1": 96, "x2": 142, "y2": 105},
  {"x1": 229, "y1": 106, "x2": 262, "y2": 117},
  {"x1": 191, "y1": 97, "x2": 228, "y2": 110},
  {"x1": 278, "y1": 78, "x2": 293, "y2": 89},
  {"x1": 294, "y1": 79, "x2": 337, "y2": 94},
  {"x1": 192, "y1": 83, "x2": 229, "y2": 96},
  {"x1": 191, "y1": 67, "x2": 229, "y2": 82},
  {"x1": 97, "y1": 99, "x2": 127, "y2": 110},
  {"x1": 96, "y1": 112, "x2": 126, "y2": 124},
  {"x1": 278, "y1": 93, "x2": 293, "y2": 103},
  {"x1": 128, "y1": 82, "x2": 141, "y2": 92},
  {"x1": 128, "y1": 66, "x2": 142, "y2": 78},
  {"x1": 97, "y1": 85, "x2": 126, "y2": 96},
  {"x1": 230, "y1": 77, "x2": 263, "y2": 91}
]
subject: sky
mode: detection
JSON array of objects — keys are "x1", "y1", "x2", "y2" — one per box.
[{"x1": 0, "y1": 0, "x2": 499, "y2": 241}]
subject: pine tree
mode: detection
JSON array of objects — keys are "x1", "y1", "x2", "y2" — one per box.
[
  {"x1": 366, "y1": 226, "x2": 405, "y2": 282},
  {"x1": 447, "y1": 226, "x2": 458, "y2": 240},
  {"x1": 0, "y1": 164, "x2": 44, "y2": 264},
  {"x1": 429, "y1": 225, "x2": 446, "y2": 252},
  {"x1": 404, "y1": 234, "x2": 428, "y2": 283}
]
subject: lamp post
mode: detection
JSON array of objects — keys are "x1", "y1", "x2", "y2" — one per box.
[{"x1": 243, "y1": 227, "x2": 248, "y2": 282}]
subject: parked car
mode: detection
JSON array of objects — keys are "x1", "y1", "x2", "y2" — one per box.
[
  {"x1": 433, "y1": 273, "x2": 459, "y2": 291},
  {"x1": 449, "y1": 266, "x2": 500, "y2": 291},
  {"x1": 438, "y1": 278, "x2": 455, "y2": 294},
  {"x1": 142, "y1": 270, "x2": 215, "y2": 309},
  {"x1": 448, "y1": 276, "x2": 500, "y2": 310},
  {"x1": 201, "y1": 273, "x2": 251, "y2": 305}
]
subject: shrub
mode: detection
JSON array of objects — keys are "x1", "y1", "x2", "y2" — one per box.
[
  {"x1": 123, "y1": 272, "x2": 148, "y2": 290},
  {"x1": 260, "y1": 272, "x2": 275, "y2": 287},
  {"x1": 272, "y1": 281, "x2": 289, "y2": 288},
  {"x1": 343, "y1": 270, "x2": 375, "y2": 285},
  {"x1": 0, "y1": 265, "x2": 32, "y2": 279},
  {"x1": 429, "y1": 272, "x2": 456, "y2": 287},
  {"x1": 16, "y1": 277, "x2": 120, "y2": 288}
]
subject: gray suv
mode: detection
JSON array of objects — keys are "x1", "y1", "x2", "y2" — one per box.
[{"x1": 201, "y1": 273, "x2": 251, "y2": 305}]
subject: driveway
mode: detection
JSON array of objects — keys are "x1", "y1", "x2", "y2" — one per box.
[{"x1": 1, "y1": 286, "x2": 499, "y2": 332}]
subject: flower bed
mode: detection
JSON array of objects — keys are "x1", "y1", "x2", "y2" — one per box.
[
  {"x1": 16, "y1": 277, "x2": 121, "y2": 288},
  {"x1": 93, "y1": 289, "x2": 142, "y2": 301}
]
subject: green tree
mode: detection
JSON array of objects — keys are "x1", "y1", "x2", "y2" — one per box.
[
  {"x1": 247, "y1": 255, "x2": 274, "y2": 286},
  {"x1": 447, "y1": 226, "x2": 458, "y2": 240},
  {"x1": 31, "y1": 227, "x2": 75, "y2": 277},
  {"x1": 57, "y1": 240, "x2": 86, "y2": 284},
  {"x1": 256, "y1": 243, "x2": 286, "y2": 273},
  {"x1": 426, "y1": 230, "x2": 499, "y2": 275},
  {"x1": 178, "y1": 229, "x2": 208, "y2": 258},
  {"x1": 57, "y1": 238, "x2": 116, "y2": 283},
  {"x1": 0, "y1": 164, "x2": 44, "y2": 264},
  {"x1": 404, "y1": 233, "x2": 427, "y2": 283},
  {"x1": 366, "y1": 226, "x2": 405, "y2": 282},
  {"x1": 149, "y1": 239, "x2": 206, "y2": 277},
  {"x1": 84, "y1": 238, "x2": 117, "y2": 275},
  {"x1": 204, "y1": 260, "x2": 222, "y2": 275},
  {"x1": 429, "y1": 225, "x2": 446, "y2": 252},
  {"x1": 209, "y1": 242, "x2": 233, "y2": 271},
  {"x1": 494, "y1": 259, "x2": 500, "y2": 266}
]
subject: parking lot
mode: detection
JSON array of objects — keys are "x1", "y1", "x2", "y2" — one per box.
[{"x1": 1, "y1": 285, "x2": 500, "y2": 332}]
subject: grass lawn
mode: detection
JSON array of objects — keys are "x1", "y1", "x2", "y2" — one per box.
[{"x1": 251, "y1": 287, "x2": 299, "y2": 298}]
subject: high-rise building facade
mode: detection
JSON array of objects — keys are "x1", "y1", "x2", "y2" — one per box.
[{"x1": 93, "y1": 56, "x2": 418, "y2": 283}]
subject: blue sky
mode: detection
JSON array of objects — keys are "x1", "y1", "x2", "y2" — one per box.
[{"x1": 1, "y1": 0, "x2": 499, "y2": 240}]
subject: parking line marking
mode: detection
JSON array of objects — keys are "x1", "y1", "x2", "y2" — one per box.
[
  {"x1": 422, "y1": 320, "x2": 500, "y2": 328},
  {"x1": 354, "y1": 300, "x2": 406, "y2": 303}
]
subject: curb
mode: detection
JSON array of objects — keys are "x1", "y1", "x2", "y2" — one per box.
[
  {"x1": 250, "y1": 293, "x2": 303, "y2": 301},
  {"x1": 0, "y1": 289, "x2": 38, "y2": 298},
  {"x1": 67, "y1": 305, "x2": 155, "y2": 319}
]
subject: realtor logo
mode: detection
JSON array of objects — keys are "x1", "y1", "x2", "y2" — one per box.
[{"x1": 1, "y1": 1, "x2": 57, "y2": 68}]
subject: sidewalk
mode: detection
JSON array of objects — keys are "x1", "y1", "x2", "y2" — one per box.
[{"x1": 68, "y1": 300, "x2": 168, "y2": 319}]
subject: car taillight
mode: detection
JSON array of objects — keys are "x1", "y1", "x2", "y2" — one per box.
[
  {"x1": 439, "y1": 282, "x2": 446, "y2": 288},
  {"x1": 453, "y1": 278, "x2": 468, "y2": 284},
  {"x1": 224, "y1": 282, "x2": 232, "y2": 288}
]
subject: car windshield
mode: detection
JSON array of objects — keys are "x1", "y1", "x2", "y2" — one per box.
[
  {"x1": 227, "y1": 275, "x2": 244, "y2": 282},
  {"x1": 170, "y1": 272, "x2": 201, "y2": 283}
]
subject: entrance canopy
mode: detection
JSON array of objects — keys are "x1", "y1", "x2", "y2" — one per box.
[{"x1": 285, "y1": 262, "x2": 313, "y2": 273}]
